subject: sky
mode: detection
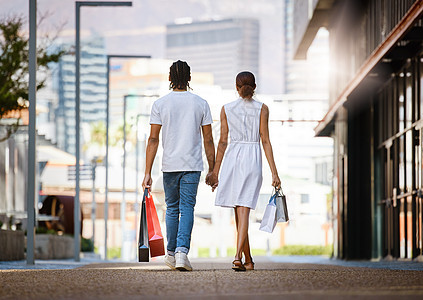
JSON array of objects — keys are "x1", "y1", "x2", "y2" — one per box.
[{"x1": 0, "y1": 0, "x2": 284, "y2": 94}]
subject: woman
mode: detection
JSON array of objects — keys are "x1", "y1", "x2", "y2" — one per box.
[{"x1": 212, "y1": 71, "x2": 281, "y2": 271}]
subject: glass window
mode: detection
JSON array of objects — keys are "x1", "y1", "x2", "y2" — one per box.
[
  {"x1": 420, "y1": 55, "x2": 423, "y2": 120},
  {"x1": 399, "y1": 198, "x2": 406, "y2": 258},
  {"x1": 405, "y1": 130, "x2": 413, "y2": 192},
  {"x1": 393, "y1": 80, "x2": 398, "y2": 135},
  {"x1": 399, "y1": 135, "x2": 405, "y2": 193},
  {"x1": 398, "y1": 74, "x2": 405, "y2": 132},
  {"x1": 405, "y1": 66, "x2": 413, "y2": 128},
  {"x1": 376, "y1": 53, "x2": 423, "y2": 259},
  {"x1": 375, "y1": 96, "x2": 387, "y2": 145},
  {"x1": 389, "y1": 83, "x2": 394, "y2": 137}
]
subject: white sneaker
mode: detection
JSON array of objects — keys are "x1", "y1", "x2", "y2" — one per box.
[
  {"x1": 164, "y1": 255, "x2": 176, "y2": 270},
  {"x1": 175, "y1": 252, "x2": 192, "y2": 271}
]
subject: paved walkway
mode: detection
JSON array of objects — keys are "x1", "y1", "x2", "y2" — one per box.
[{"x1": 1, "y1": 256, "x2": 423, "y2": 299}]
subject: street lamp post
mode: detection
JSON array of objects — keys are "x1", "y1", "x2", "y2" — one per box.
[
  {"x1": 75, "y1": 1, "x2": 132, "y2": 262},
  {"x1": 27, "y1": 0, "x2": 37, "y2": 265},
  {"x1": 105, "y1": 55, "x2": 150, "y2": 260}
]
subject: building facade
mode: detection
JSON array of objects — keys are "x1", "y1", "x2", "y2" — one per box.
[
  {"x1": 166, "y1": 18, "x2": 259, "y2": 90},
  {"x1": 295, "y1": 0, "x2": 423, "y2": 260},
  {"x1": 55, "y1": 36, "x2": 107, "y2": 155}
]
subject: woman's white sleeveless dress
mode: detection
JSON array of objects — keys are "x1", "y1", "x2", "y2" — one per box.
[{"x1": 215, "y1": 98, "x2": 263, "y2": 209}]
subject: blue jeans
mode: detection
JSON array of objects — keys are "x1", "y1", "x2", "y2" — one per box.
[{"x1": 163, "y1": 171, "x2": 201, "y2": 255}]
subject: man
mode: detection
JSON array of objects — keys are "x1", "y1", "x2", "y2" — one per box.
[{"x1": 142, "y1": 60, "x2": 217, "y2": 271}]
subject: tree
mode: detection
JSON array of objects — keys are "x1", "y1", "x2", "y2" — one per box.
[
  {"x1": 89, "y1": 121, "x2": 107, "y2": 147},
  {"x1": 0, "y1": 16, "x2": 64, "y2": 141}
]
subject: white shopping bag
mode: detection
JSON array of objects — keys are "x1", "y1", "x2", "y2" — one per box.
[{"x1": 259, "y1": 198, "x2": 277, "y2": 233}]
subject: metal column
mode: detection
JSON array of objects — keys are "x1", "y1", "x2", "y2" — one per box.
[
  {"x1": 121, "y1": 96, "x2": 127, "y2": 260},
  {"x1": 74, "y1": 2, "x2": 81, "y2": 262},
  {"x1": 26, "y1": 0, "x2": 37, "y2": 265},
  {"x1": 105, "y1": 57, "x2": 110, "y2": 260}
]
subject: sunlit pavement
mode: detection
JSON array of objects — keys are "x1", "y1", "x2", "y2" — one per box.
[{"x1": 1, "y1": 256, "x2": 423, "y2": 299}]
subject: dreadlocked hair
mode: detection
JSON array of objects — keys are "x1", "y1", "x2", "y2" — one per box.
[{"x1": 169, "y1": 60, "x2": 191, "y2": 90}]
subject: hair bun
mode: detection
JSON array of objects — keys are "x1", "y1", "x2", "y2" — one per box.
[
  {"x1": 236, "y1": 71, "x2": 256, "y2": 99},
  {"x1": 239, "y1": 85, "x2": 254, "y2": 99}
]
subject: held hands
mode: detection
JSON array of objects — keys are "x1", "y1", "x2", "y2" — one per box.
[
  {"x1": 206, "y1": 171, "x2": 219, "y2": 192},
  {"x1": 272, "y1": 173, "x2": 281, "y2": 190}
]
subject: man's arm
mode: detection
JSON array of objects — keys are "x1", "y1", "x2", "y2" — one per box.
[
  {"x1": 142, "y1": 124, "x2": 161, "y2": 189},
  {"x1": 201, "y1": 124, "x2": 216, "y2": 185},
  {"x1": 202, "y1": 124, "x2": 215, "y2": 172}
]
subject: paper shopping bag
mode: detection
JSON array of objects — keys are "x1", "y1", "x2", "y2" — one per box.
[
  {"x1": 275, "y1": 189, "x2": 289, "y2": 222},
  {"x1": 259, "y1": 195, "x2": 277, "y2": 233},
  {"x1": 138, "y1": 189, "x2": 149, "y2": 262},
  {"x1": 145, "y1": 189, "x2": 165, "y2": 257}
]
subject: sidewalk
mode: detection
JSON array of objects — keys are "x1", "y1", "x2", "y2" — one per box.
[
  {"x1": 1, "y1": 256, "x2": 423, "y2": 299},
  {"x1": 1, "y1": 255, "x2": 422, "y2": 271}
]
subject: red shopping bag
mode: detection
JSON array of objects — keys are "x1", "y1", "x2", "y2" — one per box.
[{"x1": 145, "y1": 189, "x2": 165, "y2": 257}]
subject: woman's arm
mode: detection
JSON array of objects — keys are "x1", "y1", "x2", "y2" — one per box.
[
  {"x1": 259, "y1": 104, "x2": 281, "y2": 189},
  {"x1": 211, "y1": 106, "x2": 229, "y2": 191}
]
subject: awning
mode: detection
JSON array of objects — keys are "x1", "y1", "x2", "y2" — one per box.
[{"x1": 315, "y1": 1, "x2": 423, "y2": 136}]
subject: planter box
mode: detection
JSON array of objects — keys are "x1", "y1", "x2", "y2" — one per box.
[
  {"x1": 0, "y1": 229, "x2": 25, "y2": 261},
  {"x1": 35, "y1": 234, "x2": 74, "y2": 259}
]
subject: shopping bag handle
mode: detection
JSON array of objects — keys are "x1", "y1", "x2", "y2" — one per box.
[
  {"x1": 268, "y1": 193, "x2": 277, "y2": 204},
  {"x1": 274, "y1": 187, "x2": 285, "y2": 196},
  {"x1": 143, "y1": 188, "x2": 149, "y2": 198}
]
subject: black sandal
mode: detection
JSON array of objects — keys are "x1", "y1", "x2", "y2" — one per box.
[{"x1": 232, "y1": 259, "x2": 246, "y2": 271}]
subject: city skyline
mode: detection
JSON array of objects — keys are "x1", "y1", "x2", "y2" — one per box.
[
  {"x1": 166, "y1": 18, "x2": 259, "y2": 90},
  {"x1": 0, "y1": 0, "x2": 284, "y2": 94}
]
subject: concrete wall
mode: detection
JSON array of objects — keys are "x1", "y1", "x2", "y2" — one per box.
[{"x1": 35, "y1": 234, "x2": 74, "y2": 259}]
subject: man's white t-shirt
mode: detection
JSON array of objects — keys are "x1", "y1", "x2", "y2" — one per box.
[{"x1": 149, "y1": 91, "x2": 213, "y2": 172}]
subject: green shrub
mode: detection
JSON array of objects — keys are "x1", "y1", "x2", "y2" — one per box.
[
  {"x1": 272, "y1": 245, "x2": 332, "y2": 256},
  {"x1": 194, "y1": 245, "x2": 332, "y2": 257},
  {"x1": 198, "y1": 247, "x2": 219, "y2": 257},
  {"x1": 226, "y1": 247, "x2": 236, "y2": 257},
  {"x1": 251, "y1": 249, "x2": 267, "y2": 256},
  {"x1": 107, "y1": 247, "x2": 121, "y2": 259},
  {"x1": 35, "y1": 227, "x2": 56, "y2": 235},
  {"x1": 226, "y1": 248, "x2": 267, "y2": 257},
  {"x1": 199, "y1": 248, "x2": 268, "y2": 257},
  {"x1": 198, "y1": 247, "x2": 209, "y2": 257},
  {"x1": 81, "y1": 237, "x2": 94, "y2": 252}
]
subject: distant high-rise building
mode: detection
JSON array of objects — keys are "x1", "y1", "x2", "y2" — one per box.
[
  {"x1": 166, "y1": 18, "x2": 259, "y2": 90},
  {"x1": 283, "y1": 0, "x2": 329, "y2": 95},
  {"x1": 55, "y1": 36, "x2": 107, "y2": 155}
]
